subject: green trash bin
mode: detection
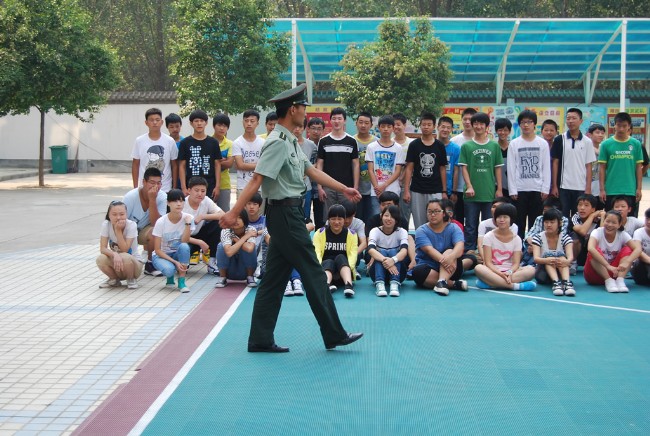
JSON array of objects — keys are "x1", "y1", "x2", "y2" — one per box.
[{"x1": 49, "y1": 145, "x2": 69, "y2": 174}]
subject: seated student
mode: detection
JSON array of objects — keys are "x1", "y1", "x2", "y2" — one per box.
[
  {"x1": 442, "y1": 198, "x2": 463, "y2": 232},
  {"x1": 474, "y1": 203, "x2": 537, "y2": 291},
  {"x1": 477, "y1": 197, "x2": 519, "y2": 263},
  {"x1": 342, "y1": 200, "x2": 367, "y2": 278},
  {"x1": 569, "y1": 194, "x2": 605, "y2": 274},
  {"x1": 313, "y1": 205, "x2": 357, "y2": 298},
  {"x1": 96, "y1": 201, "x2": 143, "y2": 289},
  {"x1": 367, "y1": 205, "x2": 409, "y2": 297},
  {"x1": 413, "y1": 200, "x2": 467, "y2": 296},
  {"x1": 215, "y1": 210, "x2": 258, "y2": 288},
  {"x1": 364, "y1": 191, "x2": 416, "y2": 273},
  {"x1": 611, "y1": 195, "x2": 643, "y2": 237},
  {"x1": 584, "y1": 210, "x2": 641, "y2": 293},
  {"x1": 531, "y1": 208, "x2": 575, "y2": 296},
  {"x1": 151, "y1": 189, "x2": 195, "y2": 293},
  {"x1": 442, "y1": 198, "x2": 478, "y2": 271},
  {"x1": 631, "y1": 208, "x2": 650, "y2": 286},
  {"x1": 522, "y1": 197, "x2": 569, "y2": 266},
  {"x1": 246, "y1": 193, "x2": 270, "y2": 278},
  {"x1": 184, "y1": 177, "x2": 224, "y2": 273}
]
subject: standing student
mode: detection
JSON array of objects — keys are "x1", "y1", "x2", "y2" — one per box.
[
  {"x1": 393, "y1": 112, "x2": 413, "y2": 226},
  {"x1": 178, "y1": 110, "x2": 222, "y2": 200},
  {"x1": 366, "y1": 115, "x2": 405, "y2": 215},
  {"x1": 307, "y1": 117, "x2": 326, "y2": 228},
  {"x1": 438, "y1": 116, "x2": 459, "y2": 199},
  {"x1": 451, "y1": 107, "x2": 477, "y2": 224},
  {"x1": 152, "y1": 189, "x2": 195, "y2": 293},
  {"x1": 586, "y1": 123, "x2": 606, "y2": 201},
  {"x1": 631, "y1": 208, "x2": 650, "y2": 285},
  {"x1": 259, "y1": 112, "x2": 278, "y2": 139},
  {"x1": 132, "y1": 108, "x2": 178, "y2": 193},
  {"x1": 219, "y1": 84, "x2": 363, "y2": 352},
  {"x1": 165, "y1": 113, "x2": 183, "y2": 149},
  {"x1": 541, "y1": 119, "x2": 558, "y2": 149},
  {"x1": 598, "y1": 112, "x2": 644, "y2": 211},
  {"x1": 507, "y1": 110, "x2": 551, "y2": 239},
  {"x1": 367, "y1": 205, "x2": 409, "y2": 297},
  {"x1": 531, "y1": 208, "x2": 575, "y2": 296},
  {"x1": 316, "y1": 107, "x2": 360, "y2": 221},
  {"x1": 232, "y1": 110, "x2": 265, "y2": 198},
  {"x1": 458, "y1": 112, "x2": 504, "y2": 252},
  {"x1": 474, "y1": 203, "x2": 536, "y2": 291},
  {"x1": 403, "y1": 112, "x2": 448, "y2": 229},
  {"x1": 551, "y1": 108, "x2": 596, "y2": 218},
  {"x1": 494, "y1": 118, "x2": 512, "y2": 198},
  {"x1": 584, "y1": 210, "x2": 641, "y2": 293},
  {"x1": 213, "y1": 113, "x2": 234, "y2": 212},
  {"x1": 353, "y1": 111, "x2": 378, "y2": 222},
  {"x1": 295, "y1": 118, "x2": 318, "y2": 219},
  {"x1": 96, "y1": 201, "x2": 143, "y2": 289}
]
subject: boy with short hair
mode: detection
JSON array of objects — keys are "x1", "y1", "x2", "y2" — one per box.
[
  {"x1": 307, "y1": 117, "x2": 326, "y2": 228},
  {"x1": 507, "y1": 110, "x2": 551, "y2": 238},
  {"x1": 587, "y1": 123, "x2": 606, "y2": 200},
  {"x1": 541, "y1": 119, "x2": 558, "y2": 148},
  {"x1": 611, "y1": 195, "x2": 643, "y2": 237},
  {"x1": 184, "y1": 176, "x2": 224, "y2": 273},
  {"x1": 437, "y1": 116, "x2": 459, "y2": 198},
  {"x1": 403, "y1": 112, "x2": 448, "y2": 229},
  {"x1": 569, "y1": 194, "x2": 605, "y2": 273},
  {"x1": 165, "y1": 113, "x2": 183, "y2": 149},
  {"x1": 246, "y1": 193, "x2": 270, "y2": 278},
  {"x1": 132, "y1": 108, "x2": 178, "y2": 192},
  {"x1": 213, "y1": 113, "x2": 234, "y2": 211},
  {"x1": 366, "y1": 115, "x2": 405, "y2": 215},
  {"x1": 598, "y1": 112, "x2": 644, "y2": 211},
  {"x1": 458, "y1": 112, "x2": 504, "y2": 252},
  {"x1": 353, "y1": 111, "x2": 378, "y2": 222},
  {"x1": 295, "y1": 118, "x2": 318, "y2": 219},
  {"x1": 494, "y1": 118, "x2": 512, "y2": 197},
  {"x1": 259, "y1": 112, "x2": 278, "y2": 139},
  {"x1": 394, "y1": 113, "x2": 413, "y2": 226},
  {"x1": 451, "y1": 107, "x2": 477, "y2": 224},
  {"x1": 178, "y1": 110, "x2": 222, "y2": 200},
  {"x1": 551, "y1": 108, "x2": 596, "y2": 218},
  {"x1": 232, "y1": 109, "x2": 265, "y2": 197}
]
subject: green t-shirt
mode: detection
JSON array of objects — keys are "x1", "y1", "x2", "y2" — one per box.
[
  {"x1": 458, "y1": 139, "x2": 504, "y2": 202},
  {"x1": 255, "y1": 125, "x2": 311, "y2": 200},
  {"x1": 597, "y1": 136, "x2": 643, "y2": 196}
]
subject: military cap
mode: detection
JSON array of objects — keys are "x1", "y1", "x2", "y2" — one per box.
[{"x1": 268, "y1": 83, "x2": 310, "y2": 110}]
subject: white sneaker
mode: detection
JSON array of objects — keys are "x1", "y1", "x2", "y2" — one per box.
[
  {"x1": 389, "y1": 281, "x2": 400, "y2": 297},
  {"x1": 344, "y1": 287, "x2": 355, "y2": 298},
  {"x1": 284, "y1": 281, "x2": 294, "y2": 296},
  {"x1": 328, "y1": 284, "x2": 337, "y2": 293},
  {"x1": 604, "y1": 278, "x2": 619, "y2": 293},
  {"x1": 215, "y1": 277, "x2": 227, "y2": 288},
  {"x1": 615, "y1": 277, "x2": 629, "y2": 293},
  {"x1": 126, "y1": 278, "x2": 138, "y2": 289},
  {"x1": 99, "y1": 279, "x2": 121, "y2": 288},
  {"x1": 179, "y1": 285, "x2": 190, "y2": 293},
  {"x1": 563, "y1": 280, "x2": 576, "y2": 297},
  {"x1": 292, "y1": 279, "x2": 304, "y2": 296},
  {"x1": 375, "y1": 282, "x2": 387, "y2": 297},
  {"x1": 434, "y1": 280, "x2": 449, "y2": 296},
  {"x1": 207, "y1": 257, "x2": 219, "y2": 275},
  {"x1": 552, "y1": 280, "x2": 564, "y2": 296},
  {"x1": 246, "y1": 276, "x2": 257, "y2": 287}
]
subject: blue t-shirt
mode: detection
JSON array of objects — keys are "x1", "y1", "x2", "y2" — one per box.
[
  {"x1": 415, "y1": 222, "x2": 464, "y2": 268},
  {"x1": 444, "y1": 142, "x2": 461, "y2": 195}
]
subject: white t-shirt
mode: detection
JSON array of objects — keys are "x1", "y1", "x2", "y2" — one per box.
[
  {"x1": 131, "y1": 133, "x2": 178, "y2": 192},
  {"x1": 482, "y1": 230, "x2": 522, "y2": 272},
  {"x1": 553, "y1": 132, "x2": 596, "y2": 191},
  {"x1": 368, "y1": 227, "x2": 409, "y2": 251},
  {"x1": 152, "y1": 213, "x2": 195, "y2": 253},
  {"x1": 183, "y1": 197, "x2": 222, "y2": 234},
  {"x1": 100, "y1": 219, "x2": 138, "y2": 255},
  {"x1": 451, "y1": 133, "x2": 472, "y2": 192},
  {"x1": 623, "y1": 217, "x2": 644, "y2": 238},
  {"x1": 633, "y1": 227, "x2": 650, "y2": 257},
  {"x1": 507, "y1": 135, "x2": 551, "y2": 195},
  {"x1": 232, "y1": 135, "x2": 264, "y2": 189},
  {"x1": 589, "y1": 227, "x2": 631, "y2": 263},
  {"x1": 366, "y1": 141, "x2": 405, "y2": 196}
]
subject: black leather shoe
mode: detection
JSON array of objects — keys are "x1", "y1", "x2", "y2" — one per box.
[
  {"x1": 325, "y1": 332, "x2": 363, "y2": 350},
  {"x1": 248, "y1": 343, "x2": 290, "y2": 353}
]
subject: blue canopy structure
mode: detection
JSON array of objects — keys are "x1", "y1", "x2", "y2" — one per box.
[{"x1": 269, "y1": 18, "x2": 650, "y2": 108}]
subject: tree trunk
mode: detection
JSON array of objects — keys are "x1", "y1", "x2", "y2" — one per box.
[{"x1": 39, "y1": 108, "x2": 45, "y2": 187}]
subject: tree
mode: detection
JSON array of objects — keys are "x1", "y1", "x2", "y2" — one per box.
[
  {"x1": 0, "y1": 0, "x2": 122, "y2": 186},
  {"x1": 333, "y1": 18, "x2": 452, "y2": 125},
  {"x1": 170, "y1": 0, "x2": 291, "y2": 116}
]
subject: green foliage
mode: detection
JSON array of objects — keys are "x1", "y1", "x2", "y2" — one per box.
[
  {"x1": 0, "y1": 0, "x2": 122, "y2": 118},
  {"x1": 170, "y1": 0, "x2": 291, "y2": 116},
  {"x1": 333, "y1": 18, "x2": 451, "y2": 125}
]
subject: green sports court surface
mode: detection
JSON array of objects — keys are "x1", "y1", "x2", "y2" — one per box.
[{"x1": 137, "y1": 272, "x2": 650, "y2": 435}]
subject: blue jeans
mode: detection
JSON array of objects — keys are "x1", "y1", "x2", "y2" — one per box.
[
  {"x1": 357, "y1": 195, "x2": 376, "y2": 222},
  {"x1": 216, "y1": 242, "x2": 257, "y2": 280},
  {"x1": 369, "y1": 248, "x2": 405, "y2": 284},
  {"x1": 303, "y1": 190, "x2": 312, "y2": 219},
  {"x1": 464, "y1": 201, "x2": 492, "y2": 251},
  {"x1": 152, "y1": 243, "x2": 190, "y2": 278}
]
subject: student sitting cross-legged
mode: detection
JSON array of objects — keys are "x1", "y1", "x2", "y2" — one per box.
[
  {"x1": 312, "y1": 204, "x2": 358, "y2": 298},
  {"x1": 215, "y1": 210, "x2": 259, "y2": 288},
  {"x1": 531, "y1": 208, "x2": 575, "y2": 296},
  {"x1": 367, "y1": 205, "x2": 409, "y2": 297},
  {"x1": 413, "y1": 199, "x2": 468, "y2": 296},
  {"x1": 474, "y1": 203, "x2": 537, "y2": 291}
]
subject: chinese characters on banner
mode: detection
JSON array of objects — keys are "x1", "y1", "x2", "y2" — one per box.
[{"x1": 607, "y1": 107, "x2": 647, "y2": 147}]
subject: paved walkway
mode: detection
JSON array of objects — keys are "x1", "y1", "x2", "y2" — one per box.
[{"x1": 0, "y1": 171, "x2": 649, "y2": 435}]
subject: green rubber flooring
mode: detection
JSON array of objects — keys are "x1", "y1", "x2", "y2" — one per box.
[{"x1": 142, "y1": 272, "x2": 650, "y2": 435}]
